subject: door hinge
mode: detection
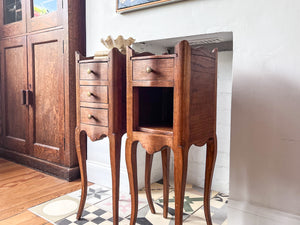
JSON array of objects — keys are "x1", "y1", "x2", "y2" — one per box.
[
  {"x1": 63, "y1": 138, "x2": 65, "y2": 150},
  {"x1": 62, "y1": 40, "x2": 64, "y2": 54},
  {"x1": 62, "y1": 0, "x2": 64, "y2": 8}
]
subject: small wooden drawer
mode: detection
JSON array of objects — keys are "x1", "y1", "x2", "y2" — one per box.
[
  {"x1": 80, "y1": 86, "x2": 108, "y2": 103},
  {"x1": 80, "y1": 107, "x2": 108, "y2": 126},
  {"x1": 132, "y1": 58, "x2": 174, "y2": 81},
  {"x1": 80, "y1": 62, "x2": 108, "y2": 80}
]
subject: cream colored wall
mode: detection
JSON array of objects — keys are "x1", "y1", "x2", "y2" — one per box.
[{"x1": 86, "y1": 0, "x2": 300, "y2": 223}]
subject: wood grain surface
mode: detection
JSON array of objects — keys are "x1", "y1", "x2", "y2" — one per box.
[
  {"x1": 0, "y1": 0, "x2": 87, "y2": 179},
  {"x1": 0, "y1": 158, "x2": 83, "y2": 223},
  {"x1": 125, "y1": 41, "x2": 218, "y2": 225},
  {"x1": 80, "y1": 86, "x2": 108, "y2": 103},
  {"x1": 80, "y1": 62, "x2": 108, "y2": 80},
  {"x1": 0, "y1": 0, "x2": 26, "y2": 37},
  {"x1": 132, "y1": 58, "x2": 174, "y2": 81},
  {"x1": 0, "y1": 37, "x2": 28, "y2": 154},
  {"x1": 75, "y1": 49, "x2": 126, "y2": 224},
  {"x1": 27, "y1": 30, "x2": 65, "y2": 164},
  {"x1": 80, "y1": 108, "x2": 108, "y2": 127}
]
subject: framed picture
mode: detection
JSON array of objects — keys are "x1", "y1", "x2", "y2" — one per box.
[{"x1": 116, "y1": 0, "x2": 183, "y2": 13}]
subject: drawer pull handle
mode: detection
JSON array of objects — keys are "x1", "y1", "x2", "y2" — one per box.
[
  {"x1": 87, "y1": 114, "x2": 93, "y2": 119},
  {"x1": 87, "y1": 68, "x2": 92, "y2": 74},
  {"x1": 146, "y1": 66, "x2": 152, "y2": 73},
  {"x1": 87, "y1": 91, "x2": 93, "y2": 97}
]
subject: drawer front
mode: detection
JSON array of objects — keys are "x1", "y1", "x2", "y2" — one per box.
[
  {"x1": 132, "y1": 58, "x2": 174, "y2": 81},
  {"x1": 80, "y1": 86, "x2": 108, "y2": 103},
  {"x1": 80, "y1": 107, "x2": 108, "y2": 126},
  {"x1": 80, "y1": 62, "x2": 108, "y2": 80}
]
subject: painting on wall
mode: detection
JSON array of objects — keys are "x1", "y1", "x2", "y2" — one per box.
[{"x1": 116, "y1": 0, "x2": 183, "y2": 13}]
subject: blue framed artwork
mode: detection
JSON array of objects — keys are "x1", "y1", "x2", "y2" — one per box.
[{"x1": 116, "y1": 0, "x2": 183, "y2": 13}]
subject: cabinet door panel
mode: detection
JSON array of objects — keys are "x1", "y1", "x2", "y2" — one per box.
[
  {"x1": 0, "y1": 37, "x2": 28, "y2": 153},
  {"x1": 27, "y1": 30, "x2": 64, "y2": 164},
  {"x1": 0, "y1": 0, "x2": 26, "y2": 37},
  {"x1": 26, "y1": 0, "x2": 62, "y2": 32}
]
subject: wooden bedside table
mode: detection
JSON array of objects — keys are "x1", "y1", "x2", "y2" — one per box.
[
  {"x1": 75, "y1": 49, "x2": 126, "y2": 225},
  {"x1": 125, "y1": 40, "x2": 218, "y2": 225}
]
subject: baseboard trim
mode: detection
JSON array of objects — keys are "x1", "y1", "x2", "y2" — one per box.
[
  {"x1": 87, "y1": 160, "x2": 130, "y2": 193},
  {"x1": 228, "y1": 199, "x2": 300, "y2": 225},
  {"x1": 0, "y1": 147, "x2": 79, "y2": 181}
]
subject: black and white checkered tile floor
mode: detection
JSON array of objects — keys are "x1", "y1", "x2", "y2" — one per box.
[{"x1": 29, "y1": 183, "x2": 228, "y2": 225}]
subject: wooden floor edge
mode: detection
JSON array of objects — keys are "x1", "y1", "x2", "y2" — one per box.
[{"x1": 0, "y1": 147, "x2": 80, "y2": 181}]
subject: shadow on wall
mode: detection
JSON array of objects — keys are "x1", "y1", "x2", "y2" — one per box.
[{"x1": 230, "y1": 71, "x2": 300, "y2": 215}]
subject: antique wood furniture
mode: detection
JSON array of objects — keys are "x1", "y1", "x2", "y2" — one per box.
[
  {"x1": 0, "y1": 0, "x2": 86, "y2": 180},
  {"x1": 125, "y1": 40, "x2": 218, "y2": 225},
  {"x1": 75, "y1": 49, "x2": 126, "y2": 224},
  {"x1": 145, "y1": 148, "x2": 171, "y2": 217},
  {"x1": 75, "y1": 48, "x2": 170, "y2": 224}
]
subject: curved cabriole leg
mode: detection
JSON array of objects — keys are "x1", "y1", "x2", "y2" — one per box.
[
  {"x1": 204, "y1": 135, "x2": 217, "y2": 225},
  {"x1": 109, "y1": 133, "x2": 122, "y2": 225},
  {"x1": 125, "y1": 139, "x2": 138, "y2": 225},
  {"x1": 145, "y1": 152, "x2": 156, "y2": 214},
  {"x1": 75, "y1": 128, "x2": 87, "y2": 220},
  {"x1": 161, "y1": 147, "x2": 170, "y2": 218},
  {"x1": 173, "y1": 147, "x2": 189, "y2": 225}
]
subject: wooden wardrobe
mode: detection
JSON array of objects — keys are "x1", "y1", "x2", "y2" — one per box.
[{"x1": 0, "y1": 0, "x2": 86, "y2": 180}]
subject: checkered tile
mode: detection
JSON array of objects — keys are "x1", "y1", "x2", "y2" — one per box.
[
  {"x1": 68, "y1": 184, "x2": 112, "y2": 205},
  {"x1": 56, "y1": 205, "x2": 129, "y2": 225},
  {"x1": 29, "y1": 182, "x2": 228, "y2": 225},
  {"x1": 95, "y1": 193, "x2": 148, "y2": 218},
  {"x1": 128, "y1": 202, "x2": 189, "y2": 225}
]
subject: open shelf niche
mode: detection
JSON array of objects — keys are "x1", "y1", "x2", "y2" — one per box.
[{"x1": 133, "y1": 87, "x2": 174, "y2": 135}]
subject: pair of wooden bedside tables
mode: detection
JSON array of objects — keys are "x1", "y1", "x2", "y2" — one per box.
[{"x1": 75, "y1": 41, "x2": 218, "y2": 225}]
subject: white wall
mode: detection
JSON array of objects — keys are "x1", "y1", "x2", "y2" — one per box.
[
  {"x1": 86, "y1": 0, "x2": 300, "y2": 224},
  {"x1": 87, "y1": 135, "x2": 163, "y2": 193}
]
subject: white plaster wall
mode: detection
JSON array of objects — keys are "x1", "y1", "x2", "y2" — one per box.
[
  {"x1": 86, "y1": 0, "x2": 300, "y2": 223},
  {"x1": 87, "y1": 135, "x2": 163, "y2": 193}
]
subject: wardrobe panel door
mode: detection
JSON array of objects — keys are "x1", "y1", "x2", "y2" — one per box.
[
  {"x1": 0, "y1": 0, "x2": 26, "y2": 37},
  {"x1": 26, "y1": 0, "x2": 62, "y2": 32},
  {"x1": 27, "y1": 30, "x2": 64, "y2": 164},
  {"x1": 0, "y1": 36, "x2": 28, "y2": 153}
]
